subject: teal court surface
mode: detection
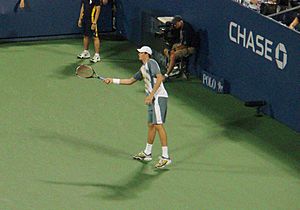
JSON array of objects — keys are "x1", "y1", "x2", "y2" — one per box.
[{"x1": 0, "y1": 38, "x2": 299, "y2": 209}]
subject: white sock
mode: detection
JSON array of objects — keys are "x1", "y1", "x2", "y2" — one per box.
[
  {"x1": 95, "y1": 53, "x2": 100, "y2": 57},
  {"x1": 144, "y1": 143, "x2": 152, "y2": 155},
  {"x1": 83, "y1": 49, "x2": 89, "y2": 53},
  {"x1": 162, "y1": 146, "x2": 169, "y2": 159}
]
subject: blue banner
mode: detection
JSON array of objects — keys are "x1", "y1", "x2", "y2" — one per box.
[{"x1": 0, "y1": 0, "x2": 113, "y2": 39}]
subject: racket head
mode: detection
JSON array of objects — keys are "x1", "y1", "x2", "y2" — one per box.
[{"x1": 75, "y1": 64, "x2": 95, "y2": 78}]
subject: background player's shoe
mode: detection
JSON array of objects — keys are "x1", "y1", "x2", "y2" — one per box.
[
  {"x1": 90, "y1": 54, "x2": 101, "y2": 63},
  {"x1": 132, "y1": 151, "x2": 152, "y2": 161},
  {"x1": 155, "y1": 156, "x2": 172, "y2": 168},
  {"x1": 77, "y1": 50, "x2": 90, "y2": 59}
]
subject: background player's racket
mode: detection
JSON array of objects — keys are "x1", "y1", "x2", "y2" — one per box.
[{"x1": 75, "y1": 64, "x2": 105, "y2": 81}]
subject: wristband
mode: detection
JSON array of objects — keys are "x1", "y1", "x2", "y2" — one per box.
[{"x1": 112, "y1": 78, "x2": 120, "y2": 84}]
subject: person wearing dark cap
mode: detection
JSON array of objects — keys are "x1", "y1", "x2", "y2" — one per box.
[
  {"x1": 103, "y1": 46, "x2": 172, "y2": 169},
  {"x1": 164, "y1": 15, "x2": 196, "y2": 79}
]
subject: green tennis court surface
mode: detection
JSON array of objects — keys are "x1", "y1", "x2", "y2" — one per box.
[{"x1": 0, "y1": 38, "x2": 299, "y2": 210}]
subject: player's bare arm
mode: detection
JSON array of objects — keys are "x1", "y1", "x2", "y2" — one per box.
[
  {"x1": 145, "y1": 73, "x2": 164, "y2": 105},
  {"x1": 19, "y1": 0, "x2": 25, "y2": 9},
  {"x1": 78, "y1": 4, "x2": 84, "y2": 27},
  {"x1": 104, "y1": 77, "x2": 137, "y2": 85},
  {"x1": 91, "y1": 5, "x2": 101, "y2": 30}
]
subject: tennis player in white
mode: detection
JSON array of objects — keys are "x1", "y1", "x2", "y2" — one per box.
[{"x1": 103, "y1": 46, "x2": 171, "y2": 169}]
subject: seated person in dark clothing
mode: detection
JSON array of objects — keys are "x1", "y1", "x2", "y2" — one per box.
[{"x1": 163, "y1": 15, "x2": 196, "y2": 78}]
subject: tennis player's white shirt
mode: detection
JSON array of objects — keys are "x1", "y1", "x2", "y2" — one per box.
[{"x1": 134, "y1": 59, "x2": 168, "y2": 98}]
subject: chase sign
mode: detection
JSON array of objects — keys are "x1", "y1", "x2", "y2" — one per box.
[{"x1": 228, "y1": 21, "x2": 287, "y2": 70}]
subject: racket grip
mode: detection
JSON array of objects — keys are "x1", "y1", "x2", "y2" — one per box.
[{"x1": 97, "y1": 76, "x2": 105, "y2": 81}]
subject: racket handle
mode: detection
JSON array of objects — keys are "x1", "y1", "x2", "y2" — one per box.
[{"x1": 97, "y1": 76, "x2": 105, "y2": 81}]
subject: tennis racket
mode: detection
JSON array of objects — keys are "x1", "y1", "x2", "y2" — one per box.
[{"x1": 75, "y1": 64, "x2": 105, "y2": 81}]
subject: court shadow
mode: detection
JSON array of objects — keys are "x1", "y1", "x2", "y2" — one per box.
[
  {"x1": 101, "y1": 41, "x2": 136, "y2": 60},
  {"x1": 42, "y1": 162, "x2": 168, "y2": 200},
  {"x1": 164, "y1": 80, "x2": 300, "y2": 176},
  {"x1": 99, "y1": 58, "x2": 137, "y2": 64},
  {"x1": 100, "y1": 41, "x2": 141, "y2": 71},
  {"x1": 220, "y1": 116, "x2": 300, "y2": 176},
  {"x1": 170, "y1": 122, "x2": 299, "y2": 179},
  {"x1": 171, "y1": 161, "x2": 295, "y2": 179},
  {"x1": 51, "y1": 60, "x2": 84, "y2": 79},
  {"x1": 31, "y1": 129, "x2": 129, "y2": 160},
  {"x1": 0, "y1": 38, "x2": 82, "y2": 47},
  {"x1": 35, "y1": 45, "x2": 77, "y2": 56}
]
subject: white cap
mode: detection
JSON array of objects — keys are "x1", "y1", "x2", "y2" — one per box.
[{"x1": 137, "y1": 46, "x2": 152, "y2": 55}]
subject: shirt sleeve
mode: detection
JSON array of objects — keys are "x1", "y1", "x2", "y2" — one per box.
[
  {"x1": 148, "y1": 59, "x2": 161, "y2": 76},
  {"x1": 133, "y1": 71, "x2": 143, "y2": 81}
]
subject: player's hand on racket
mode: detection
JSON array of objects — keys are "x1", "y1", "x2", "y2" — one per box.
[{"x1": 103, "y1": 78, "x2": 113, "y2": 84}]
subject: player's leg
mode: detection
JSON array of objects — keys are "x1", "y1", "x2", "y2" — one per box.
[
  {"x1": 147, "y1": 123, "x2": 156, "y2": 145},
  {"x1": 132, "y1": 107, "x2": 155, "y2": 161},
  {"x1": 154, "y1": 124, "x2": 171, "y2": 168},
  {"x1": 77, "y1": 36, "x2": 91, "y2": 59},
  {"x1": 83, "y1": 36, "x2": 90, "y2": 51},
  {"x1": 93, "y1": 37, "x2": 100, "y2": 54},
  {"x1": 90, "y1": 26, "x2": 101, "y2": 63},
  {"x1": 78, "y1": 19, "x2": 91, "y2": 59},
  {"x1": 152, "y1": 97, "x2": 172, "y2": 168},
  {"x1": 142, "y1": 123, "x2": 156, "y2": 157},
  {"x1": 132, "y1": 124, "x2": 154, "y2": 161}
]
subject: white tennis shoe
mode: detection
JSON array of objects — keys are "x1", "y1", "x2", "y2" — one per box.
[
  {"x1": 132, "y1": 151, "x2": 152, "y2": 161},
  {"x1": 155, "y1": 156, "x2": 172, "y2": 169},
  {"x1": 77, "y1": 50, "x2": 90, "y2": 59},
  {"x1": 90, "y1": 54, "x2": 101, "y2": 63}
]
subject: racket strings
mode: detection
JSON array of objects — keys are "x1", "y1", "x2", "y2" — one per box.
[{"x1": 76, "y1": 65, "x2": 95, "y2": 78}]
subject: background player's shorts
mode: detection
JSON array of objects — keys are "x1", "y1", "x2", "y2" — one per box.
[
  {"x1": 82, "y1": 20, "x2": 99, "y2": 38},
  {"x1": 148, "y1": 97, "x2": 168, "y2": 124}
]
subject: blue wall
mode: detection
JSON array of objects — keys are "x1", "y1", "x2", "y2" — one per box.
[
  {"x1": 1, "y1": 0, "x2": 299, "y2": 132},
  {"x1": 0, "y1": 0, "x2": 113, "y2": 39},
  {"x1": 115, "y1": 0, "x2": 300, "y2": 132}
]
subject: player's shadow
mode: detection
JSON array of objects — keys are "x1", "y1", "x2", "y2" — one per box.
[
  {"x1": 42, "y1": 162, "x2": 168, "y2": 200},
  {"x1": 32, "y1": 129, "x2": 129, "y2": 160},
  {"x1": 51, "y1": 60, "x2": 84, "y2": 79}
]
